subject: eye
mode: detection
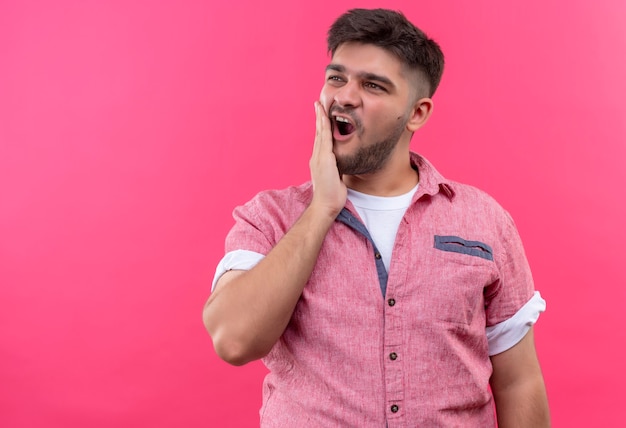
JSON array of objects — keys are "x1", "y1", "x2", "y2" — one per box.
[
  {"x1": 364, "y1": 82, "x2": 386, "y2": 91},
  {"x1": 327, "y1": 75, "x2": 344, "y2": 83}
]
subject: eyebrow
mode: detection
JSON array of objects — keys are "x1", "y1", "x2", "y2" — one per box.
[{"x1": 325, "y1": 64, "x2": 396, "y2": 89}]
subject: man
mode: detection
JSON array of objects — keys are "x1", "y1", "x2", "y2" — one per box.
[{"x1": 203, "y1": 8, "x2": 550, "y2": 427}]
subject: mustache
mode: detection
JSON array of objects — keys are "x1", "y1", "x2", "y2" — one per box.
[{"x1": 329, "y1": 106, "x2": 362, "y2": 130}]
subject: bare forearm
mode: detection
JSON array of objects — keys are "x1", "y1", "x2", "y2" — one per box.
[
  {"x1": 203, "y1": 203, "x2": 336, "y2": 365},
  {"x1": 490, "y1": 327, "x2": 550, "y2": 427},
  {"x1": 492, "y1": 373, "x2": 550, "y2": 427}
]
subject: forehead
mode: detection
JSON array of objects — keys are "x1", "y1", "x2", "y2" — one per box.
[{"x1": 328, "y1": 42, "x2": 408, "y2": 83}]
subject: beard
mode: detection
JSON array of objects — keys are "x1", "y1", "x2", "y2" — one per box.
[{"x1": 334, "y1": 114, "x2": 409, "y2": 176}]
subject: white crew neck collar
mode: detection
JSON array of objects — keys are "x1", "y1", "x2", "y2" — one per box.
[{"x1": 347, "y1": 183, "x2": 419, "y2": 211}]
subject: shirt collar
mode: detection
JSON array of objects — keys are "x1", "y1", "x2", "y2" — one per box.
[{"x1": 409, "y1": 152, "x2": 455, "y2": 201}]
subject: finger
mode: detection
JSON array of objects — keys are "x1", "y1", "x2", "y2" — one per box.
[
  {"x1": 314, "y1": 101, "x2": 330, "y2": 156},
  {"x1": 315, "y1": 101, "x2": 332, "y2": 152},
  {"x1": 313, "y1": 102, "x2": 322, "y2": 157}
]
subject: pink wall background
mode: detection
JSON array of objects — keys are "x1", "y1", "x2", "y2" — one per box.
[{"x1": 1, "y1": 0, "x2": 625, "y2": 426}]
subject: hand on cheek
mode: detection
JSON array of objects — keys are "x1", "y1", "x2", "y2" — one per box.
[{"x1": 309, "y1": 101, "x2": 346, "y2": 218}]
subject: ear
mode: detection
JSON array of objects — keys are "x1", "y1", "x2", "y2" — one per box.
[{"x1": 406, "y1": 97, "x2": 434, "y2": 132}]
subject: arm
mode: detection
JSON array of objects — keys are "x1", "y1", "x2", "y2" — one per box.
[
  {"x1": 490, "y1": 327, "x2": 550, "y2": 427},
  {"x1": 202, "y1": 102, "x2": 346, "y2": 366}
]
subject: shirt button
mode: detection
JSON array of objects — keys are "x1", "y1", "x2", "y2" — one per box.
[
  {"x1": 375, "y1": 252, "x2": 381, "y2": 259},
  {"x1": 390, "y1": 404, "x2": 399, "y2": 413},
  {"x1": 388, "y1": 298, "x2": 395, "y2": 307},
  {"x1": 389, "y1": 352, "x2": 397, "y2": 361}
]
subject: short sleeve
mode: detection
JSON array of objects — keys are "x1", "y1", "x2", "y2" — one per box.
[
  {"x1": 486, "y1": 291, "x2": 546, "y2": 355},
  {"x1": 484, "y1": 211, "x2": 537, "y2": 327},
  {"x1": 224, "y1": 200, "x2": 276, "y2": 256}
]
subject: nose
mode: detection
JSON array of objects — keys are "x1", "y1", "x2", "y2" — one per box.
[{"x1": 333, "y1": 80, "x2": 361, "y2": 108}]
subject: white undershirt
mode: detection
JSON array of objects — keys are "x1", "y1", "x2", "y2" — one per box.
[{"x1": 346, "y1": 184, "x2": 419, "y2": 273}]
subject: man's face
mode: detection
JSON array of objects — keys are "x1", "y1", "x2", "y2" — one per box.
[{"x1": 320, "y1": 42, "x2": 416, "y2": 175}]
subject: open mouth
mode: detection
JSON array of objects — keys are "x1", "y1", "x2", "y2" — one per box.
[{"x1": 333, "y1": 115, "x2": 356, "y2": 136}]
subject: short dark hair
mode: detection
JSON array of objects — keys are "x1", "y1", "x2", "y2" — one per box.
[{"x1": 327, "y1": 8, "x2": 445, "y2": 97}]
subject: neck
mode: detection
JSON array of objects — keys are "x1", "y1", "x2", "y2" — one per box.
[{"x1": 342, "y1": 149, "x2": 418, "y2": 196}]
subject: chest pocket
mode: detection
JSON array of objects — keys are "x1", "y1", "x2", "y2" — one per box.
[{"x1": 416, "y1": 235, "x2": 497, "y2": 325}]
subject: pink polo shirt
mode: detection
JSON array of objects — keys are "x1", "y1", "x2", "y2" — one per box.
[{"x1": 219, "y1": 153, "x2": 541, "y2": 427}]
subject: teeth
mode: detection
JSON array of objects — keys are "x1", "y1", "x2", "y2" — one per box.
[{"x1": 334, "y1": 116, "x2": 350, "y2": 123}]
